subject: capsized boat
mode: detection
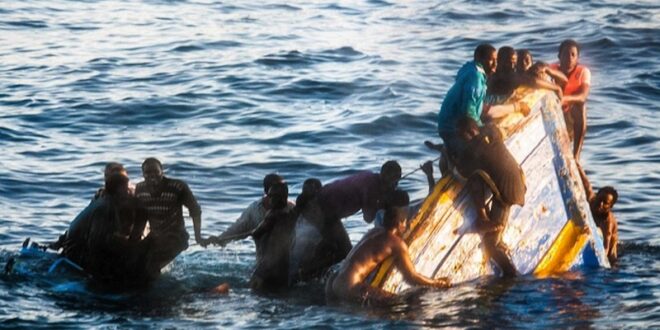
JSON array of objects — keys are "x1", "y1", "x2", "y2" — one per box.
[{"x1": 370, "y1": 88, "x2": 610, "y2": 293}]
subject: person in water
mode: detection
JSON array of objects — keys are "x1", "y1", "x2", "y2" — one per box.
[
  {"x1": 49, "y1": 162, "x2": 134, "y2": 251},
  {"x1": 550, "y1": 39, "x2": 591, "y2": 160},
  {"x1": 373, "y1": 188, "x2": 415, "y2": 227},
  {"x1": 325, "y1": 199, "x2": 450, "y2": 306},
  {"x1": 93, "y1": 162, "x2": 133, "y2": 200},
  {"x1": 205, "y1": 173, "x2": 294, "y2": 247},
  {"x1": 578, "y1": 165, "x2": 619, "y2": 265},
  {"x1": 250, "y1": 181, "x2": 297, "y2": 292},
  {"x1": 135, "y1": 157, "x2": 206, "y2": 275},
  {"x1": 58, "y1": 171, "x2": 148, "y2": 282},
  {"x1": 85, "y1": 172, "x2": 150, "y2": 282},
  {"x1": 316, "y1": 160, "x2": 403, "y2": 266},
  {"x1": 289, "y1": 178, "x2": 328, "y2": 283}
]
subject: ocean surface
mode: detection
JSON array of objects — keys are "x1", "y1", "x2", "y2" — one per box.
[{"x1": 1, "y1": 0, "x2": 658, "y2": 328}]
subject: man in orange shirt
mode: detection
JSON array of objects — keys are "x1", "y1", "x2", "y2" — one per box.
[{"x1": 551, "y1": 39, "x2": 591, "y2": 160}]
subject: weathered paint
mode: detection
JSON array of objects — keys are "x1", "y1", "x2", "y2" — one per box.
[{"x1": 370, "y1": 88, "x2": 609, "y2": 293}]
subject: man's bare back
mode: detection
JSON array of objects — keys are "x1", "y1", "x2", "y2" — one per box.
[{"x1": 326, "y1": 207, "x2": 449, "y2": 305}]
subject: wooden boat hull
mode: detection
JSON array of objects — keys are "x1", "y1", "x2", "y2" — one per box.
[{"x1": 370, "y1": 89, "x2": 609, "y2": 293}]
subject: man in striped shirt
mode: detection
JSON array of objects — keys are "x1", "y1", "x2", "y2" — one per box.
[{"x1": 135, "y1": 157, "x2": 206, "y2": 275}]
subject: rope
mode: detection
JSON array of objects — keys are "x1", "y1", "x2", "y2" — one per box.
[{"x1": 399, "y1": 155, "x2": 442, "y2": 181}]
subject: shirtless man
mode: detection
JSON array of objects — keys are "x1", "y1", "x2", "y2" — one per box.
[
  {"x1": 326, "y1": 205, "x2": 450, "y2": 306},
  {"x1": 578, "y1": 165, "x2": 619, "y2": 265}
]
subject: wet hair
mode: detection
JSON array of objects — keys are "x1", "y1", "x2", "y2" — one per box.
[
  {"x1": 380, "y1": 160, "x2": 402, "y2": 179},
  {"x1": 517, "y1": 49, "x2": 532, "y2": 71},
  {"x1": 529, "y1": 61, "x2": 547, "y2": 77},
  {"x1": 104, "y1": 162, "x2": 125, "y2": 178},
  {"x1": 474, "y1": 43, "x2": 497, "y2": 62},
  {"x1": 496, "y1": 46, "x2": 516, "y2": 72},
  {"x1": 296, "y1": 178, "x2": 322, "y2": 210},
  {"x1": 597, "y1": 186, "x2": 618, "y2": 204},
  {"x1": 142, "y1": 157, "x2": 162, "y2": 170},
  {"x1": 263, "y1": 173, "x2": 284, "y2": 194},
  {"x1": 105, "y1": 172, "x2": 129, "y2": 196},
  {"x1": 268, "y1": 181, "x2": 289, "y2": 209},
  {"x1": 382, "y1": 207, "x2": 405, "y2": 230},
  {"x1": 386, "y1": 189, "x2": 410, "y2": 208},
  {"x1": 558, "y1": 39, "x2": 581, "y2": 56}
]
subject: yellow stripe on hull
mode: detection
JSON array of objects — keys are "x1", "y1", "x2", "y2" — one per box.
[{"x1": 534, "y1": 220, "x2": 589, "y2": 277}]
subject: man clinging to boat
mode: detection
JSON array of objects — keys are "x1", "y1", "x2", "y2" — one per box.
[
  {"x1": 551, "y1": 39, "x2": 591, "y2": 161},
  {"x1": 314, "y1": 160, "x2": 403, "y2": 267},
  {"x1": 325, "y1": 191, "x2": 450, "y2": 306},
  {"x1": 578, "y1": 164, "x2": 619, "y2": 265},
  {"x1": 453, "y1": 117, "x2": 525, "y2": 277},
  {"x1": 435, "y1": 43, "x2": 529, "y2": 277}
]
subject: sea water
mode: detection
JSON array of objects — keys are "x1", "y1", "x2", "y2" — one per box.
[{"x1": 1, "y1": 0, "x2": 658, "y2": 328}]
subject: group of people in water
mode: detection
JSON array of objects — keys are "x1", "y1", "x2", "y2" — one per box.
[{"x1": 43, "y1": 38, "x2": 619, "y2": 305}]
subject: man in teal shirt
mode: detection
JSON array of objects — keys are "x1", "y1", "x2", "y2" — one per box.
[{"x1": 438, "y1": 44, "x2": 497, "y2": 155}]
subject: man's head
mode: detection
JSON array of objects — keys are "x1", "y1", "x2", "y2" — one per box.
[
  {"x1": 302, "y1": 178, "x2": 322, "y2": 196},
  {"x1": 529, "y1": 61, "x2": 548, "y2": 79},
  {"x1": 497, "y1": 46, "x2": 517, "y2": 73},
  {"x1": 474, "y1": 43, "x2": 497, "y2": 75},
  {"x1": 457, "y1": 116, "x2": 480, "y2": 141},
  {"x1": 558, "y1": 39, "x2": 580, "y2": 72},
  {"x1": 141, "y1": 157, "x2": 163, "y2": 186},
  {"x1": 104, "y1": 162, "x2": 128, "y2": 180},
  {"x1": 382, "y1": 207, "x2": 408, "y2": 234},
  {"x1": 267, "y1": 181, "x2": 289, "y2": 210},
  {"x1": 105, "y1": 172, "x2": 130, "y2": 197},
  {"x1": 380, "y1": 160, "x2": 402, "y2": 192},
  {"x1": 296, "y1": 178, "x2": 322, "y2": 210},
  {"x1": 517, "y1": 49, "x2": 533, "y2": 73},
  {"x1": 263, "y1": 173, "x2": 284, "y2": 195},
  {"x1": 385, "y1": 189, "x2": 410, "y2": 209},
  {"x1": 595, "y1": 186, "x2": 618, "y2": 215}
]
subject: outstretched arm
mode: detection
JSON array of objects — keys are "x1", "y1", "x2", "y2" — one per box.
[
  {"x1": 545, "y1": 66, "x2": 568, "y2": 87},
  {"x1": 576, "y1": 163, "x2": 594, "y2": 201},
  {"x1": 394, "y1": 239, "x2": 450, "y2": 288},
  {"x1": 525, "y1": 75, "x2": 563, "y2": 100},
  {"x1": 181, "y1": 182, "x2": 204, "y2": 245}
]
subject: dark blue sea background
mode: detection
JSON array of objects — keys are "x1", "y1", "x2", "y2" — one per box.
[{"x1": 1, "y1": 0, "x2": 658, "y2": 328}]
